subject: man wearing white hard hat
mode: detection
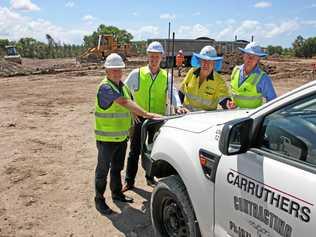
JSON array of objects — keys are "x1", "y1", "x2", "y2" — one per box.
[
  {"x1": 122, "y1": 41, "x2": 187, "y2": 192},
  {"x1": 231, "y1": 42, "x2": 277, "y2": 109},
  {"x1": 179, "y1": 45, "x2": 234, "y2": 111},
  {"x1": 94, "y1": 53, "x2": 161, "y2": 215}
]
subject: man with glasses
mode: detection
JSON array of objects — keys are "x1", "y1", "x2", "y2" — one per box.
[{"x1": 230, "y1": 42, "x2": 277, "y2": 109}]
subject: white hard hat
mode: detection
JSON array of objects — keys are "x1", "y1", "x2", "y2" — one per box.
[
  {"x1": 104, "y1": 53, "x2": 125, "y2": 69},
  {"x1": 178, "y1": 49, "x2": 183, "y2": 54},
  {"x1": 146, "y1": 41, "x2": 164, "y2": 53}
]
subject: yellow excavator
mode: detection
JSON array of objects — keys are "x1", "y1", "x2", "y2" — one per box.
[
  {"x1": 4, "y1": 45, "x2": 22, "y2": 64},
  {"x1": 78, "y1": 34, "x2": 135, "y2": 63}
]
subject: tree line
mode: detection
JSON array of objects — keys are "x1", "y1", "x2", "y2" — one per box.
[
  {"x1": 0, "y1": 25, "x2": 140, "y2": 59},
  {"x1": 1, "y1": 25, "x2": 315, "y2": 59},
  {"x1": 267, "y1": 35, "x2": 316, "y2": 58},
  {"x1": 0, "y1": 35, "x2": 84, "y2": 59}
]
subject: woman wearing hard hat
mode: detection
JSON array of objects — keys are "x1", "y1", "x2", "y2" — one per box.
[
  {"x1": 94, "y1": 53, "x2": 161, "y2": 215},
  {"x1": 180, "y1": 45, "x2": 235, "y2": 111}
]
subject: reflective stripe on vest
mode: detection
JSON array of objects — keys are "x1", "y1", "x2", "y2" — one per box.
[
  {"x1": 183, "y1": 92, "x2": 216, "y2": 106},
  {"x1": 95, "y1": 77, "x2": 132, "y2": 142},
  {"x1": 231, "y1": 66, "x2": 264, "y2": 109},
  {"x1": 95, "y1": 112, "x2": 130, "y2": 118},
  {"x1": 181, "y1": 68, "x2": 228, "y2": 111},
  {"x1": 232, "y1": 94, "x2": 263, "y2": 100},
  {"x1": 134, "y1": 66, "x2": 167, "y2": 115},
  {"x1": 95, "y1": 130, "x2": 129, "y2": 137}
]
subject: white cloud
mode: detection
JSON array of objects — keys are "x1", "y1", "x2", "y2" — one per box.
[
  {"x1": 210, "y1": 19, "x2": 301, "y2": 43},
  {"x1": 264, "y1": 20, "x2": 300, "y2": 37},
  {"x1": 10, "y1": 0, "x2": 40, "y2": 11},
  {"x1": 132, "y1": 12, "x2": 138, "y2": 16},
  {"x1": 65, "y1": 1, "x2": 75, "y2": 8},
  {"x1": 177, "y1": 24, "x2": 210, "y2": 38},
  {"x1": 160, "y1": 13, "x2": 176, "y2": 21},
  {"x1": 128, "y1": 26, "x2": 160, "y2": 40},
  {"x1": 301, "y1": 20, "x2": 316, "y2": 27},
  {"x1": 0, "y1": 7, "x2": 86, "y2": 44},
  {"x1": 192, "y1": 12, "x2": 201, "y2": 16},
  {"x1": 217, "y1": 26, "x2": 235, "y2": 39},
  {"x1": 82, "y1": 15, "x2": 96, "y2": 22},
  {"x1": 234, "y1": 20, "x2": 261, "y2": 38},
  {"x1": 254, "y1": 1, "x2": 272, "y2": 8}
]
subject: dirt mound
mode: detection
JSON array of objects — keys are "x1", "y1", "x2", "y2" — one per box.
[
  {"x1": 0, "y1": 57, "x2": 147, "y2": 78},
  {"x1": 0, "y1": 59, "x2": 33, "y2": 77},
  {"x1": 221, "y1": 52, "x2": 244, "y2": 74}
]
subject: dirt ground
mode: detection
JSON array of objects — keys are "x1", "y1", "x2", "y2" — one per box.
[{"x1": 0, "y1": 57, "x2": 315, "y2": 237}]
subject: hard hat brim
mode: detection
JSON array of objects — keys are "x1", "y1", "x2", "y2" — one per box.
[
  {"x1": 104, "y1": 64, "x2": 125, "y2": 69},
  {"x1": 239, "y1": 47, "x2": 267, "y2": 57},
  {"x1": 191, "y1": 53, "x2": 222, "y2": 72},
  {"x1": 147, "y1": 49, "x2": 164, "y2": 53}
]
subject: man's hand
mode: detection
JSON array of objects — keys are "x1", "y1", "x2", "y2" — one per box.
[
  {"x1": 175, "y1": 106, "x2": 189, "y2": 114},
  {"x1": 144, "y1": 112, "x2": 163, "y2": 120},
  {"x1": 226, "y1": 100, "x2": 236, "y2": 109}
]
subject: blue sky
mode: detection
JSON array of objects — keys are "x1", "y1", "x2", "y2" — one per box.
[{"x1": 1, "y1": 0, "x2": 316, "y2": 47}]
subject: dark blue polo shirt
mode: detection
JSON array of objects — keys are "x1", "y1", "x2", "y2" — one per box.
[{"x1": 97, "y1": 80, "x2": 124, "y2": 110}]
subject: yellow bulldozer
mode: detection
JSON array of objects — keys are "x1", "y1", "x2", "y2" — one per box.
[
  {"x1": 4, "y1": 45, "x2": 22, "y2": 64},
  {"x1": 78, "y1": 34, "x2": 135, "y2": 63}
]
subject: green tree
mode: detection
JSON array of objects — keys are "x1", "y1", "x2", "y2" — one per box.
[
  {"x1": 16, "y1": 37, "x2": 39, "y2": 58},
  {"x1": 267, "y1": 45, "x2": 283, "y2": 55},
  {"x1": 0, "y1": 39, "x2": 10, "y2": 56},
  {"x1": 83, "y1": 24, "x2": 133, "y2": 48},
  {"x1": 292, "y1": 35, "x2": 305, "y2": 57}
]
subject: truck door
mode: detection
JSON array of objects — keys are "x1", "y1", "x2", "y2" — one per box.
[{"x1": 214, "y1": 94, "x2": 316, "y2": 237}]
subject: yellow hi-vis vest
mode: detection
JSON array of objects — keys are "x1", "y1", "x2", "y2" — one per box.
[
  {"x1": 231, "y1": 66, "x2": 264, "y2": 109},
  {"x1": 134, "y1": 66, "x2": 168, "y2": 115},
  {"x1": 180, "y1": 68, "x2": 229, "y2": 111},
  {"x1": 95, "y1": 78, "x2": 132, "y2": 142}
]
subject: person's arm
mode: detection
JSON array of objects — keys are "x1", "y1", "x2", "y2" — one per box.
[
  {"x1": 179, "y1": 69, "x2": 191, "y2": 93},
  {"x1": 167, "y1": 73, "x2": 181, "y2": 107},
  {"x1": 115, "y1": 97, "x2": 162, "y2": 119},
  {"x1": 167, "y1": 73, "x2": 189, "y2": 114},
  {"x1": 97, "y1": 83, "x2": 120, "y2": 110},
  {"x1": 124, "y1": 69, "x2": 139, "y2": 92},
  {"x1": 215, "y1": 74, "x2": 235, "y2": 110},
  {"x1": 257, "y1": 74, "x2": 277, "y2": 102}
]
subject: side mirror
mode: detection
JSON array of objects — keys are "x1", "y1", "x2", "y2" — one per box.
[{"x1": 219, "y1": 118, "x2": 253, "y2": 155}]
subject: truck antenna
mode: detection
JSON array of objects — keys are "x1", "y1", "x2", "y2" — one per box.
[{"x1": 169, "y1": 32, "x2": 175, "y2": 115}]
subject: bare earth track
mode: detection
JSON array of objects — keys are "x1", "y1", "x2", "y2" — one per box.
[{"x1": 0, "y1": 57, "x2": 315, "y2": 237}]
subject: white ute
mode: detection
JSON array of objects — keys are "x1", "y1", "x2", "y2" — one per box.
[{"x1": 141, "y1": 80, "x2": 316, "y2": 237}]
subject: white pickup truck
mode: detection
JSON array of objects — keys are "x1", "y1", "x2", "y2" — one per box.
[{"x1": 141, "y1": 80, "x2": 316, "y2": 237}]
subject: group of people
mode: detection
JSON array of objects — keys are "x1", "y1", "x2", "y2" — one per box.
[
  {"x1": 93, "y1": 40, "x2": 277, "y2": 215},
  {"x1": 179, "y1": 42, "x2": 277, "y2": 111}
]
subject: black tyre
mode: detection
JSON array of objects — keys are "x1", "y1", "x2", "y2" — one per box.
[
  {"x1": 87, "y1": 53, "x2": 98, "y2": 63},
  {"x1": 151, "y1": 175, "x2": 200, "y2": 237}
]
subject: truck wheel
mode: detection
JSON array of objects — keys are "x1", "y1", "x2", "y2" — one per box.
[{"x1": 151, "y1": 175, "x2": 200, "y2": 237}]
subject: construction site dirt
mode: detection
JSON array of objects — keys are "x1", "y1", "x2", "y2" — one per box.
[{"x1": 0, "y1": 56, "x2": 315, "y2": 237}]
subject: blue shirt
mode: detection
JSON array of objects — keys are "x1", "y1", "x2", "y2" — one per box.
[
  {"x1": 97, "y1": 80, "x2": 123, "y2": 110},
  {"x1": 239, "y1": 64, "x2": 277, "y2": 102}
]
